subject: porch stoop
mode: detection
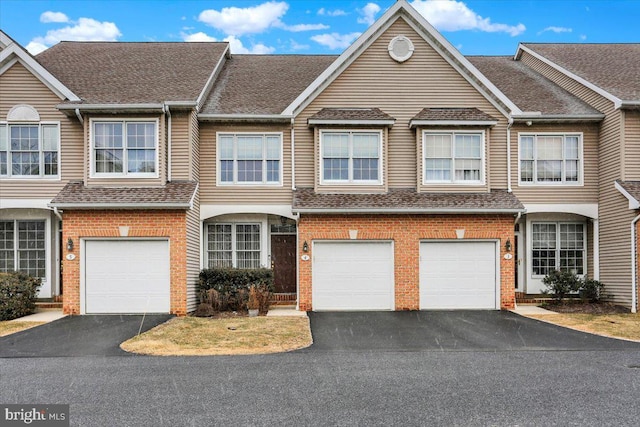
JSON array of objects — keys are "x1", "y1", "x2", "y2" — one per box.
[
  {"x1": 515, "y1": 292, "x2": 554, "y2": 305},
  {"x1": 270, "y1": 293, "x2": 297, "y2": 306},
  {"x1": 36, "y1": 297, "x2": 63, "y2": 310}
]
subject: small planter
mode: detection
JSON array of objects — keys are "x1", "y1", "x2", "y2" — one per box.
[{"x1": 248, "y1": 309, "x2": 259, "y2": 317}]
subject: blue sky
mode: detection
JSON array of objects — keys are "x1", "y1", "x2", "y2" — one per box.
[{"x1": 1, "y1": 0, "x2": 638, "y2": 56}]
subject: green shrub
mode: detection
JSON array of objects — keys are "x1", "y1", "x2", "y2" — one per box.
[
  {"x1": 0, "y1": 271, "x2": 42, "y2": 321},
  {"x1": 198, "y1": 268, "x2": 274, "y2": 313},
  {"x1": 579, "y1": 278, "x2": 605, "y2": 303},
  {"x1": 541, "y1": 270, "x2": 581, "y2": 302}
]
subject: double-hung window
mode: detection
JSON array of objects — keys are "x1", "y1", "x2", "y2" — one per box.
[
  {"x1": 0, "y1": 123, "x2": 59, "y2": 178},
  {"x1": 92, "y1": 120, "x2": 157, "y2": 177},
  {"x1": 531, "y1": 222, "x2": 585, "y2": 276},
  {"x1": 0, "y1": 220, "x2": 46, "y2": 278},
  {"x1": 217, "y1": 133, "x2": 282, "y2": 185},
  {"x1": 519, "y1": 134, "x2": 581, "y2": 184},
  {"x1": 423, "y1": 132, "x2": 483, "y2": 184},
  {"x1": 321, "y1": 131, "x2": 381, "y2": 184},
  {"x1": 206, "y1": 223, "x2": 261, "y2": 269}
]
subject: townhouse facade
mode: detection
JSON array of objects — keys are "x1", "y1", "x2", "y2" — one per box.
[{"x1": 1, "y1": 1, "x2": 638, "y2": 315}]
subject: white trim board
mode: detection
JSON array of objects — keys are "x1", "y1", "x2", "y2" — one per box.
[
  {"x1": 523, "y1": 203, "x2": 598, "y2": 219},
  {"x1": 200, "y1": 204, "x2": 296, "y2": 221}
]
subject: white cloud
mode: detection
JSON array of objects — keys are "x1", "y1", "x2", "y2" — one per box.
[
  {"x1": 198, "y1": 1, "x2": 288, "y2": 36},
  {"x1": 357, "y1": 3, "x2": 381, "y2": 25},
  {"x1": 311, "y1": 32, "x2": 361, "y2": 50},
  {"x1": 26, "y1": 41, "x2": 48, "y2": 55},
  {"x1": 277, "y1": 23, "x2": 329, "y2": 32},
  {"x1": 224, "y1": 35, "x2": 275, "y2": 54},
  {"x1": 539, "y1": 26, "x2": 572, "y2": 35},
  {"x1": 410, "y1": 0, "x2": 525, "y2": 36},
  {"x1": 40, "y1": 11, "x2": 69, "y2": 23},
  {"x1": 289, "y1": 38, "x2": 310, "y2": 51},
  {"x1": 182, "y1": 32, "x2": 217, "y2": 42},
  {"x1": 318, "y1": 8, "x2": 347, "y2": 17},
  {"x1": 580, "y1": 34, "x2": 587, "y2": 41}
]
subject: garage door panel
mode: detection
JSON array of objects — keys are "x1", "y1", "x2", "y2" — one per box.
[
  {"x1": 420, "y1": 241, "x2": 497, "y2": 310},
  {"x1": 313, "y1": 242, "x2": 394, "y2": 311},
  {"x1": 85, "y1": 240, "x2": 170, "y2": 314}
]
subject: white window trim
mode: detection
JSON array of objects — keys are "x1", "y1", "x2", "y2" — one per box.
[
  {"x1": 517, "y1": 132, "x2": 584, "y2": 186},
  {"x1": 215, "y1": 132, "x2": 284, "y2": 186},
  {"x1": 319, "y1": 129, "x2": 384, "y2": 186},
  {"x1": 89, "y1": 118, "x2": 160, "y2": 179},
  {"x1": 422, "y1": 130, "x2": 486, "y2": 185},
  {"x1": 530, "y1": 220, "x2": 587, "y2": 279},
  {"x1": 205, "y1": 221, "x2": 265, "y2": 269},
  {"x1": 0, "y1": 218, "x2": 49, "y2": 281},
  {"x1": 0, "y1": 121, "x2": 61, "y2": 180}
]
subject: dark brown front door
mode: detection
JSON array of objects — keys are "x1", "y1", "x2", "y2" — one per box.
[{"x1": 271, "y1": 235, "x2": 297, "y2": 293}]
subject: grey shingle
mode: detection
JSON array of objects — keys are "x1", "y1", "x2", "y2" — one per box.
[
  {"x1": 617, "y1": 180, "x2": 640, "y2": 204},
  {"x1": 308, "y1": 108, "x2": 394, "y2": 121},
  {"x1": 36, "y1": 42, "x2": 228, "y2": 104},
  {"x1": 522, "y1": 44, "x2": 640, "y2": 101},
  {"x1": 411, "y1": 107, "x2": 498, "y2": 122},
  {"x1": 468, "y1": 56, "x2": 602, "y2": 116},
  {"x1": 292, "y1": 188, "x2": 524, "y2": 213},
  {"x1": 50, "y1": 181, "x2": 197, "y2": 209}
]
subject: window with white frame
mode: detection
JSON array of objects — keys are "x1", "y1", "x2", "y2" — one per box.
[
  {"x1": 0, "y1": 123, "x2": 59, "y2": 178},
  {"x1": 531, "y1": 222, "x2": 585, "y2": 276},
  {"x1": 0, "y1": 220, "x2": 46, "y2": 278},
  {"x1": 321, "y1": 131, "x2": 381, "y2": 184},
  {"x1": 92, "y1": 121, "x2": 157, "y2": 176},
  {"x1": 206, "y1": 223, "x2": 261, "y2": 269},
  {"x1": 519, "y1": 134, "x2": 581, "y2": 184},
  {"x1": 218, "y1": 133, "x2": 281, "y2": 185},
  {"x1": 423, "y1": 132, "x2": 483, "y2": 183}
]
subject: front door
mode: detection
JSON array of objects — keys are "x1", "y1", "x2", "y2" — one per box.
[{"x1": 271, "y1": 235, "x2": 297, "y2": 293}]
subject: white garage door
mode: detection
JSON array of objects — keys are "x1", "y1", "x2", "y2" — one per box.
[
  {"x1": 84, "y1": 240, "x2": 170, "y2": 314},
  {"x1": 312, "y1": 241, "x2": 394, "y2": 310},
  {"x1": 420, "y1": 241, "x2": 498, "y2": 309}
]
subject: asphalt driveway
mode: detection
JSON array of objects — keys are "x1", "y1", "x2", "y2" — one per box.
[
  {"x1": 0, "y1": 314, "x2": 172, "y2": 358},
  {"x1": 306, "y1": 310, "x2": 640, "y2": 351}
]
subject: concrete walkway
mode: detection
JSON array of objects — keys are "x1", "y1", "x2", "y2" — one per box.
[
  {"x1": 266, "y1": 306, "x2": 307, "y2": 317},
  {"x1": 10, "y1": 309, "x2": 67, "y2": 322},
  {"x1": 511, "y1": 305, "x2": 559, "y2": 315}
]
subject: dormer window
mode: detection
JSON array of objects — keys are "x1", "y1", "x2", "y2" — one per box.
[{"x1": 423, "y1": 131, "x2": 484, "y2": 184}]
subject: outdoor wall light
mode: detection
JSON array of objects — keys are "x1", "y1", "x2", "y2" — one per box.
[
  {"x1": 67, "y1": 238, "x2": 74, "y2": 251},
  {"x1": 302, "y1": 241, "x2": 309, "y2": 252},
  {"x1": 505, "y1": 238, "x2": 512, "y2": 252}
]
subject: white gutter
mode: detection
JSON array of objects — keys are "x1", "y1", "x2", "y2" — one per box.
[
  {"x1": 507, "y1": 116, "x2": 513, "y2": 192},
  {"x1": 49, "y1": 203, "x2": 191, "y2": 209},
  {"x1": 632, "y1": 213, "x2": 639, "y2": 313},
  {"x1": 74, "y1": 108, "x2": 84, "y2": 125},
  {"x1": 291, "y1": 119, "x2": 296, "y2": 191},
  {"x1": 511, "y1": 114, "x2": 605, "y2": 123},
  {"x1": 57, "y1": 103, "x2": 165, "y2": 111},
  {"x1": 292, "y1": 208, "x2": 525, "y2": 215},
  {"x1": 164, "y1": 104, "x2": 172, "y2": 181},
  {"x1": 198, "y1": 114, "x2": 292, "y2": 122}
]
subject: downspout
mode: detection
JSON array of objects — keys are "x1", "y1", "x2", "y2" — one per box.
[
  {"x1": 632, "y1": 213, "x2": 639, "y2": 313},
  {"x1": 291, "y1": 118, "x2": 300, "y2": 310},
  {"x1": 506, "y1": 116, "x2": 514, "y2": 192},
  {"x1": 52, "y1": 207, "x2": 63, "y2": 221},
  {"x1": 164, "y1": 104, "x2": 172, "y2": 181},
  {"x1": 74, "y1": 108, "x2": 84, "y2": 125}
]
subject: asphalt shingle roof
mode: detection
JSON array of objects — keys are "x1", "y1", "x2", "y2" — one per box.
[
  {"x1": 292, "y1": 188, "x2": 524, "y2": 213},
  {"x1": 36, "y1": 42, "x2": 228, "y2": 104},
  {"x1": 50, "y1": 181, "x2": 197, "y2": 209},
  {"x1": 522, "y1": 43, "x2": 640, "y2": 101},
  {"x1": 617, "y1": 180, "x2": 640, "y2": 204},
  {"x1": 308, "y1": 108, "x2": 395, "y2": 121},
  {"x1": 201, "y1": 54, "x2": 337, "y2": 115},
  {"x1": 468, "y1": 56, "x2": 602, "y2": 116},
  {"x1": 411, "y1": 107, "x2": 498, "y2": 122}
]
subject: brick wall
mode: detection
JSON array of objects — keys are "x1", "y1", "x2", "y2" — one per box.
[
  {"x1": 297, "y1": 214, "x2": 515, "y2": 311},
  {"x1": 62, "y1": 210, "x2": 188, "y2": 315}
]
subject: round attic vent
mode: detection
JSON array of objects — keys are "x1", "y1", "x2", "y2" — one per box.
[{"x1": 388, "y1": 35, "x2": 414, "y2": 63}]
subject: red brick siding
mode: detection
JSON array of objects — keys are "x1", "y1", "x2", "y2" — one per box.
[
  {"x1": 62, "y1": 210, "x2": 188, "y2": 316},
  {"x1": 297, "y1": 214, "x2": 515, "y2": 311}
]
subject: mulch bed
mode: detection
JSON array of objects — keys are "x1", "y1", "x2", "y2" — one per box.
[{"x1": 541, "y1": 302, "x2": 631, "y2": 314}]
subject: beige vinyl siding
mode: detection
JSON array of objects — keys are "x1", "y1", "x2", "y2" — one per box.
[
  {"x1": 294, "y1": 17, "x2": 507, "y2": 192},
  {"x1": 314, "y1": 126, "x2": 388, "y2": 193},
  {"x1": 416, "y1": 126, "x2": 491, "y2": 193},
  {"x1": 0, "y1": 61, "x2": 83, "y2": 198},
  {"x1": 186, "y1": 188, "x2": 200, "y2": 312},
  {"x1": 519, "y1": 51, "x2": 633, "y2": 306},
  {"x1": 624, "y1": 110, "x2": 640, "y2": 181},
  {"x1": 199, "y1": 123, "x2": 292, "y2": 204},
  {"x1": 84, "y1": 114, "x2": 167, "y2": 187},
  {"x1": 190, "y1": 110, "x2": 200, "y2": 181},
  {"x1": 511, "y1": 123, "x2": 599, "y2": 203},
  {"x1": 169, "y1": 112, "x2": 190, "y2": 180}
]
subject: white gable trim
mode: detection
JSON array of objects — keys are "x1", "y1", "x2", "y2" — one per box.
[
  {"x1": 282, "y1": 0, "x2": 520, "y2": 118},
  {"x1": 615, "y1": 181, "x2": 640, "y2": 210},
  {"x1": 0, "y1": 32, "x2": 80, "y2": 102},
  {"x1": 515, "y1": 44, "x2": 623, "y2": 109}
]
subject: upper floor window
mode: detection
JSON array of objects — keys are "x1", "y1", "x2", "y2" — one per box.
[
  {"x1": 519, "y1": 134, "x2": 581, "y2": 185},
  {"x1": 0, "y1": 123, "x2": 59, "y2": 178},
  {"x1": 91, "y1": 120, "x2": 157, "y2": 177},
  {"x1": 320, "y1": 131, "x2": 382, "y2": 184},
  {"x1": 423, "y1": 131, "x2": 483, "y2": 184},
  {"x1": 217, "y1": 133, "x2": 282, "y2": 185}
]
